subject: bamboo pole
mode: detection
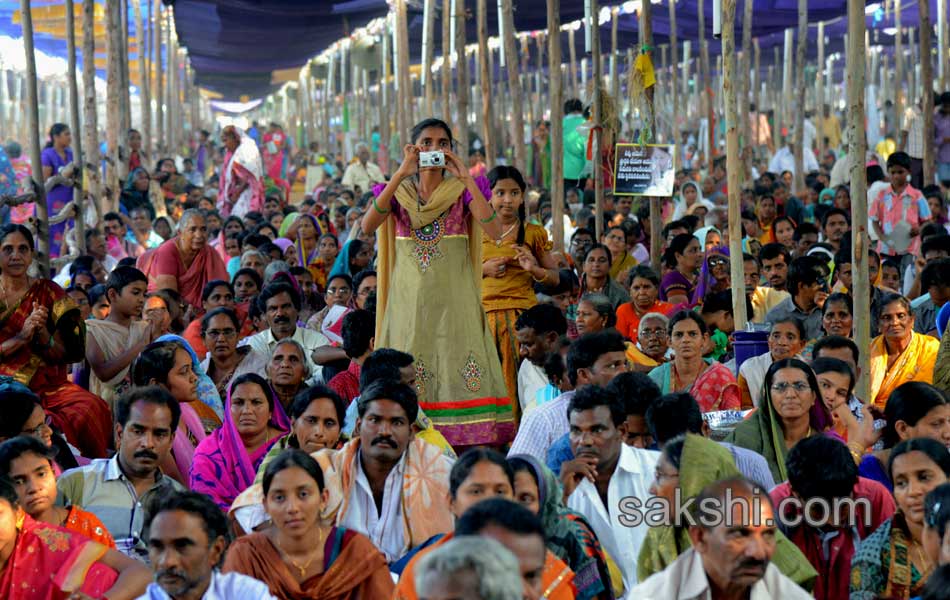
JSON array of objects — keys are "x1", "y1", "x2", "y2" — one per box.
[
  {"x1": 420, "y1": 0, "x2": 435, "y2": 117},
  {"x1": 816, "y1": 21, "x2": 825, "y2": 153},
  {"x1": 166, "y1": 10, "x2": 177, "y2": 154},
  {"x1": 477, "y1": 0, "x2": 495, "y2": 167},
  {"x1": 395, "y1": 0, "x2": 409, "y2": 146},
  {"x1": 610, "y1": 9, "x2": 619, "y2": 103},
  {"x1": 120, "y1": 0, "x2": 131, "y2": 136},
  {"x1": 501, "y1": 0, "x2": 525, "y2": 171},
  {"x1": 669, "y1": 0, "x2": 680, "y2": 165},
  {"x1": 722, "y1": 0, "x2": 746, "y2": 329},
  {"x1": 753, "y1": 37, "x2": 760, "y2": 150},
  {"x1": 81, "y1": 0, "x2": 101, "y2": 223},
  {"x1": 739, "y1": 0, "x2": 752, "y2": 174},
  {"x1": 591, "y1": 0, "x2": 603, "y2": 240},
  {"x1": 792, "y1": 0, "x2": 806, "y2": 192},
  {"x1": 105, "y1": 0, "x2": 122, "y2": 213},
  {"x1": 65, "y1": 0, "x2": 85, "y2": 254},
  {"x1": 20, "y1": 0, "x2": 50, "y2": 275},
  {"x1": 920, "y1": 0, "x2": 934, "y2": 184},
  {"x1": 379, "y1": 22, "x2": 390, "y2": 159},
  {"x1": 568, "y1": 27, "x2": 578, "y2": 99},
  {"x1": 441, "y1": 0, "x2": 452, "y2": 123},
  {"x1": 521, "y1": 35, "x2": 535, "y2": 158},
  {"x1": 847, "y1": 0, "x2": 870, "y2": 402},
  {"x1": 894, "y1": 0, "x2": 903, "y2": 137},
  {"x1": 455, "y1": 2, "x2": 470, "y2": 158},
  {"x1": 536, "y1": 34, "x2": 545, "y2": 124},
  {"x1": 640, "y1": 0, "x2": 661, "y2": 267},
  {"x1": 547, "y1": 0, "x2": 564, "y2": 250},
  {"x1": 939, "y1": 0, "x2": 948, "y2": 91},
  {"x1": 135, "y1": 0, "x2": 151, "y2": 154},
  {"x1": 698, "y1": 0, "x2": 713, "y2": 171},
  {"x1": 154, "y1": 1, "x2": 164, "y2": 153}
]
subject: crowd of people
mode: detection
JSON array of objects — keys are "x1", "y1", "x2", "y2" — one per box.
[{"x1": 0, "y1": 91, "x2": 948, "y2": 600}]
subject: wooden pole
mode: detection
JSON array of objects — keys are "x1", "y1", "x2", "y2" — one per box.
[
  {"x1": 20, "y1": 0, "x2": 50, "y2": 275},
  {"x1": 610, "y1": 9, "x2": 619, "y2": 103},
  {"x1": 477, "y1": 0, "x2": 495, "y2": 166},
  {"x1": 106, "y1": 0, "x2": 122, "y2": 213},
  {"x1": 395, "y1": 0, "x2": 409, "y2": 146},
  {"x1": 65, "y1": 0, "x2": 85, "y2": 254},
  {"x1": 547, "y1": 0, "x2": 564, "y2": 250},
  {"x1": 568, "y1": 27, "x2": 578, "y2": 98},
  {"x1": 920, "y1": 0, "x2": 934, "y2": 184},
  {"x1": 847, "y1": 0, "x2": 870, "y2": 402},
  {"x1": 722, "y1": 0, "x2": 747, "y2": 328},
  {"x1": 422, "y1": 0, "x2": 436, "y2": 117},
  {"x1": 591, "y1": 0, "x2": 603, "y2": 240},
  {"x1": 753, "y1": 37, "x2": 760, "y2": 150},
  {"x1": 521, "y1": 35, "x2": 535, "y2": 160},
  {"x1": 81, "y1": 0, "x2": 101, "y2": 224},
  {"x1": 698, "y1": 0, "x2": 713, "y2": 171},
  {"x1": 135, "y1": 0, "x2": 151, "y2": 154},
  {"x1": 166, "y1": 10, "x2": 177, "y2": 155},
  {"x1": 120, "y1": 0, "x2": 131, "y2": 136},
  {"x1": 669, "y1": 0, "x2": 680, "y2": 165},
  {"x1": 894, "y1": 0, "x2": 903, "y2": 138},
  {"x1": 441, "y1": 0, "x2": 452, "y2": 123},
  {"x1": 939, "y1": 0, "x2": 948, "y2": 91},
  {"x1": 536, "y1": 34, "x2": 545, "y2": 125},
  {"x1": 739, "y1": 0, "x2": 752, "y2": 174},
  {"x1": 379, "y1": 21, "x2": 390, "y2": 158},
  {"x1": 154, "y1": 1, "x2": 164, "y2": 153},
  {"x1": 816, "y1": 21, "x2": 825, "y2": 153},
  {"x1": 455, "y1": 2, "x2": 470, "y2": 158},
  {"x1": 792, "y1": 0, "x2": 806, "y2": 192},
  {"x1": 501, "y1": 0, "x2": 525, "y2": 172}
]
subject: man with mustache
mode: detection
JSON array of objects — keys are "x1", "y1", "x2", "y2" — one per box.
[
  {"x1": 629, "y1": 477, "x2": 812, "y2": 599},
  {"x1": 59, "y1": 387, "x2": 184, "y2": 561},
  {"x1": 240, "y1": 281, "x2": 332, "y2": 384},
  {"x1": 141, "y1": 491, "x2": 277, "y2": 599},
  {"x1": 230, "y1": 378, "x2": 455, "y2": 563}
]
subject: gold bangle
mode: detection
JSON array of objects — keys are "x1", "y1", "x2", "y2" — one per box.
[{"x1": 532, "y1": 269, "x2": 550, "y2": 284}]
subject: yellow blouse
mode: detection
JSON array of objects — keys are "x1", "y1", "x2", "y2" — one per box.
[{"x1": 481, "y1": 222, "x2": 553, "y2": 312}]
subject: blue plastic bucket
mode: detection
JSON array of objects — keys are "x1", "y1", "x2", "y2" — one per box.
[{"x1": 733, "y1": 330, "x2": 769, "y2": 372}]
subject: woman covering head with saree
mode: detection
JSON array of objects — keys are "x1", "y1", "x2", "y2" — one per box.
[
  {"x1": 120, "y1": 167, "x2": 163, "y2": 220},
  {"x1": 328, "y1": 239, "x2": 373, "y2": 280},
  {"x1": 360, "y1": 117, "x2": 511, "y2": 447},
  {"x1": 850, "y1": 438, "x2": 950, "y2": 600},
  {"x1": 725, "y1": 358, "x2": 837, "y2": 483},
  {"x1": 691, "y1": 244, "x2": 730, "y2": 305},
  {"x1": 508, "y1": 454, "x2": 613, "y2": 600},
  {"x1": 0, "y1": 225, "x2": 113, "y2": 459},
  {"x1": 189, "y1": 373, "x2": 290, "y2": 511},
  {"x1": 218, "y1": 125, "x2": 264, "y2": 219},
  {"x1": 636, "y1": 434, "x2": 817, "y2": 588}
]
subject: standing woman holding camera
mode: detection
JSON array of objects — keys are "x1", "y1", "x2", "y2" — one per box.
[{"x1": 361, "y1": 118, "x2": 511, "y2": 449}]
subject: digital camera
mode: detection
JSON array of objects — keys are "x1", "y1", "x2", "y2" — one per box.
[{"x1": 419, "y1": 151, "x2": 446, "y2": 168}]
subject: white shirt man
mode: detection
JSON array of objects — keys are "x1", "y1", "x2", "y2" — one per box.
[
  {"x1": 768, "y1": 145, "x2": 819, "y2": 176},
  {"x1": 341, "y1": 145, "x2": 386, "y2": 192},
  {"x1": 567, "y1": 443, "x2": 658, "y2": 590},
  {"x1": 240, "y1": 325, "x2": 329, "y2": 384}
]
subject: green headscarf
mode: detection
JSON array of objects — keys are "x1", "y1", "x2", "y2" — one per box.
[
  {"x1": 636, "y1": 435, "x2": 817, "y2": 589},
  {"x1": 278, "y1": 211, "x2": 300, "y2": 238}
]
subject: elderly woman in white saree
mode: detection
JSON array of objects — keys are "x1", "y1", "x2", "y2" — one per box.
[{"x1": 218, "y1": 126, "x2": 264, "y2": 219}]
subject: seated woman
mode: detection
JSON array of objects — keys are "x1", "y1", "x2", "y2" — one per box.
[
  {"x1": 771, "y1": 216, "x2": 797, "y2": 254},
  {"x1": 0, "y1": 476, "x2": 150, "y2": 599},
  {"x1": 306, "y1": 273, "x2": 353, "y2": 331},
  {"x1": 850, "y1": 438, "x2": 950, "y2": 600},
  {"x1": 199, "y1": 307, "x2": 268, "y2": 400},
  {"x1": 393, "y1": 448, "x2": 575, "y2": 600},
  {"x1": 821, "y1": 291, "x2": 854, "y2": 338},
  {"x1": 0, "y1": 435, "x2": 113, "y2": 547},
  {"x1": 574, "y1": 293, "x2": 616, "y2": 337},
  {"x1": 254, "y1": 385, "x2": 347, "y2": 483},
  {"x1": 648, "y1": 311, "x2": 741, "y2": 413},
  {"x1": 614, "y1": 265, "x2": 675, "y2": 344},
  {"x1": 0, "y1": 224, "x2": 113, "y2": 458},
  {"x1": 737, "y1": 317, "x2": 806, "y2": 409},
  {"x1": 870, "y1": 293, "x2": 939, "y2": 408},
  {"x1": 0, "y1": 378, "x2": 81, "y2": 472},
  {"x1": 509, "y1": 454, "x2": 613, "y2": 600},
  {"x1": 328, "y1": 239, "x2": 373, "y2": 280},
  {"x1": 267, "y1": 339, "x2": 312, "y2": 415},
  {"x1": 857, "y1": 382, "x2": 950, "y2": 493},
  {"x1": 658, "y1": 234, "x2": 701, "y2": 307},
  {"x1": 691, "y1": 245, "x2": 730, "y2": 306},
  {"x1": 232, "y1": 267, "x2": 263, "y2": 303},
  {"x1": 579, "y1": 244, "x2": 630, "y2": 310},
  {"x1": 626, "y1": 312, "x2": 671, "y2": 373},
  {"x1": 637, "y1": 434, "x2": 816, "y2": 587},
  {"x1": 130, "y1": 338, "x2": 223, "y2": 485},
  {"x1": 138, "y1": 209, "x2": 228, "y2": 309},
  {"x1": 726, "y1": 358, "x2": 837, "y2": 483},
  {"x1": 190, "y1": 373, "x2": 290, "y2": 511},
  {"x1": 223, "y1": 449, "x2": 395, "y2": 599}
]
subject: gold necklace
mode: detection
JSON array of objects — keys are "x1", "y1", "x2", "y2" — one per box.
[
  {"x1": 913, "y1": 540, "x2": 934, "y2": 577},
  {"x1": 495, "y1": 221, "x2": 518, "y2": 247},
  {"x1": 277, "y1": 537, "x2": 321, "y2": 578}
]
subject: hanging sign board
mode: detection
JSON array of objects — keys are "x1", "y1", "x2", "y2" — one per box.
[{"x1": 613, "y1": 143, "x2": 675, "y2": 196}]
